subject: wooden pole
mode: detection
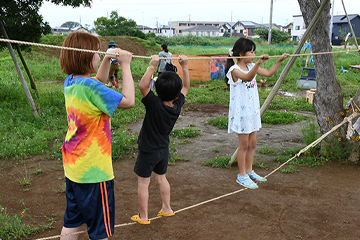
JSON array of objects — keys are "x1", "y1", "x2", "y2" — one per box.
[
  {"x1": 340, "y1": 0, "x2": 359, "y2": 50},
  {"x1": 0, "y1": 21, "x2": 39, "y2": 117},
  {"x1": 228, "y1": 0, "x2": 330, "y2": 165},
  {"x1": 14, "y1": 44, "x2": 39, "y2": 97}
]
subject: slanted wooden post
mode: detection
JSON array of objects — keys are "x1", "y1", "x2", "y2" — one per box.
[
  {"x1": 340, "y1": 0, "x2": 359, "y2": 50},
  {"x1": 228, "y1": 0, "x2": 330, "y2": 166},
  {"x1": 0, "y1": 20, "x2": 39, "y2": 117},
  {"x1": 14, "y1": 44, "x2": 39, "y2": 97}
]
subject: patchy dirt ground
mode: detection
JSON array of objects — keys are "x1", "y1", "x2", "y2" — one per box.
[{"x1": 1, "y1": 103, "x2": 360, "y2": 240}]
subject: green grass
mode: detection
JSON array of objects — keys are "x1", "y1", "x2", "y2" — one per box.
[
  {"x1": 0, "y1": 200, "x2": 38, "y2": 240},
  {"x1": 1, "y1": 35, "x2": 359, "y2": 238},
  {"x1": 203, "y1": 157, "x2": 231, "y2": 168},
  {"x1": 262, "y1": 111, "x2": 308, "y2": 124},
  {"x1": 208, "y1": 116, "x2": 228, "y2": 129},
  {"x1": 170, "y1": 128, "x2": 200, "y2": 138}
]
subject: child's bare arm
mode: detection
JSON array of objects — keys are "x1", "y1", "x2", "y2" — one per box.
[
  {"x1": 97, "y1": 51, "x2": 115, "y2": 84},
  {"x1": 257, "y1": 53, "x2": 289, "y2": 77},
  {"x1": 139, "y1": 55, "x2": 159, "y2": 97},
  {"x1": 231, "y1": 55, "x2": 269, "y2": 82},
  {"x1": 179, "y1": 55, "x2": 190, "y2": 96},
  {"x1": 117, "y1": 50, "x2": 135, "y2": 109}
]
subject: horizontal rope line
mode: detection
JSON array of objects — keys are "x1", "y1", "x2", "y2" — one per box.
[{"x1": 1, "y1": 38, "x2": 359, "y2": 61}]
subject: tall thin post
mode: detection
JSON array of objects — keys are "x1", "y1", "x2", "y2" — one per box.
[
  {"x1": 329, "y1": 0, "x2": 335, "y2": 43},
  {"x1": 268, "y1": 0, "x2": 273, "y2": 45},
  {"x1": 340, "y1": 0, "x2": 359, "y2": 49},
  {"x1": 229, "y1": 0, "x2": 330, "y2": 165},
  {"x1": 0, "y1": 21, "x2": 39, "y2": 117}
]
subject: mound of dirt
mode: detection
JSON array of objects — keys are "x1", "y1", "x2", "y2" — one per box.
[{"x1": 33, "y1": 36, "x2": 159, "y2": 59}]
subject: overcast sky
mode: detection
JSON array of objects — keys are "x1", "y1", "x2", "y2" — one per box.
[{"x1": 39, "y1": 0, "x2": 360, "y2": 29}]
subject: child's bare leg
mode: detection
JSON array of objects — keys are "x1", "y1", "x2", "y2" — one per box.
[
  {"x1": 60, "y1": 226, "x2": 82, "y2": 240},
  {"x1": 245, "y1": 131, "x2": 257, "y2": 173},
  {"x1": 237, "y1": 134, "x2": 250, "y2": 176},
  {"x1": 138, "y1": 176, "x2": 151, "y2": 220},
  {"x1": 155, "y1": 173, "x2": 173, "y2": 214}
]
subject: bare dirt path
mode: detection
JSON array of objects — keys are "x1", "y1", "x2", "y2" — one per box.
[{"x1": 1, "y1": 103, "x2": 360, "y2": 240}]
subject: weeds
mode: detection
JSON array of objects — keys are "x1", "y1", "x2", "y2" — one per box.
[
  {"x1": 170, "y1": 128, "x2": 200, "y2": 138},
  {"x1": 203, "y1": 157, "x2": 231, "y2": 168},
  {"x1": 280, "y1": 165, "x2": 299, "y2": 173},
  {"x1": 208, "y1": 116, "x2": 228, "y2": 129},
  {"x1": 0, "y1": 200, "x2": 38, "y2": 240}
]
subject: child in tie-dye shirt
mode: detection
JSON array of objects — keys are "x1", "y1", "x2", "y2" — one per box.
[{"x1": 59, "y1": 31, "x2": 135, "y2": 240}]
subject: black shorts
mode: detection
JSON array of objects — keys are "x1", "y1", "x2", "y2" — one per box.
[{"x1": 134, "y1": 148, "x2": 169, "y2": 178}]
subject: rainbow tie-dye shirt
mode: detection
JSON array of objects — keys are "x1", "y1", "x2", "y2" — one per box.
[{"x1": 62, "y1": 75, "x2": 123, "y2": 183}]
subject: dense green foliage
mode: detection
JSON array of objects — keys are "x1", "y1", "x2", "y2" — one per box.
[
  {"x1": 153, "y1": 35, "x2": 265, "y2": 47},
  {"x1": 0, "y1": 0, "x2": 90, "y2": 51},
  {"x1": 254, "y1": 27, "x2": 292, "y2": 44},
  {"x1": 60, "y1": 21, "x2": 81, "y2": 29},
  {"x1": 94, "y1": 11, "x2": 145, "y2": 39}
]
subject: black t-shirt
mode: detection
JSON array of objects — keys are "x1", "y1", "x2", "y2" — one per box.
[{"x1": 137, "y1": 91, "x2": 185, "y2": 152}]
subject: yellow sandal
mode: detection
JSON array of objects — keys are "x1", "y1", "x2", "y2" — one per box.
[{"x1": 131, "y1": 213, "x2": 150, "y2": 224}]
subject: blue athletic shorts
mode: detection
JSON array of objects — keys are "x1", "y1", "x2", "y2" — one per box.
[
  {"x1": 134, "y1": 148, "x2": 169, "y2": 178},
  {"x1": 63, "y1": 178, "x2": 115, "y2": 239}
]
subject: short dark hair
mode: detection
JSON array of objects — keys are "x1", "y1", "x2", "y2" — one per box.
[
  {"x1": 155, "y1": 71, "x2": 183, "y2": 101},
  {"x1": 60, "y1": 31, "x2": 101, "y2": 75}
]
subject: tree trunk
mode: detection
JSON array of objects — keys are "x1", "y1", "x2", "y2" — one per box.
[{"x1": 298, "y1": 0, "x2": 359, "y2": 161}]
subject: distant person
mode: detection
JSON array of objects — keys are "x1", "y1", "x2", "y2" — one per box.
[
  {"x1": 106, "y1": 40, "x2": 120, "y2": 88},
  {"x1": 131, "y1": 54, "x2": 190, "y2": 224},
  {"x1": 224, "y1": 37, "x2": 289, "y2": 189},
  {"x1": 59, "y1": 31, "x2": 135, "y2": 239},
  {"x1": 157, "y1": 43, "x2": 173, "y2": 76}
]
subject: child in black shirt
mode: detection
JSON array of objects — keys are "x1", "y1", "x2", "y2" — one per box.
[{"x1": 131, "y1": 55, "x2": 190, "y2": 224}]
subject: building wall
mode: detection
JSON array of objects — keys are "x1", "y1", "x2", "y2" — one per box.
[
  {"x1": 292, "y1": 16, "x2": 306, "y2": 41},
  {"x1": 332, "y1": 17, "x2": 360, "y2": 45}
]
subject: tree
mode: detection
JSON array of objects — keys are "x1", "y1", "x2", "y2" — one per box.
[
  {"x1": 0, "y1": 0, "x2": 92, "y2": 50},
  {"x1": 94, "y1": 11, "x2": 145, "y2": 39},
  {"x1": 61, "y1": 21, "x2": 81, "y2": 29},
  {"x1": 223, "y1": 31, "x2": 230, "y2": 37},
  {"x1": 254, "y1": 27, "x2": 291, "y2": 44},
  {"x1": 298, "y1": 0, "x2": 360, "y2": 161}
]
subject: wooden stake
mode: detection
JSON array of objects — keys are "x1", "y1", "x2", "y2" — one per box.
[{"x1": 0, "y1": 20, "x2": 39, "y2": 117}]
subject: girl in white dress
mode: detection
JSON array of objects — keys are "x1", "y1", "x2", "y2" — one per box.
[{"x1": 225, "y1": 38, "x2": 289, "y2": 189}]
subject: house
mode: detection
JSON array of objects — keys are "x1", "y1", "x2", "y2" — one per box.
[
  {"x1": 262, "y1": 23, "x2": 283, "y2": 31},
  {"x1": 331, "y1": 14, "x2": 360, "y2": 45},
  {"x1": 137, "y1": 25, "x2": 156, "y2": 34},
  {"x1": 181, "y1": 25, "x2": 220, "y2": 37},
  {"x1": 51, "y1": 26, "x2": 70, "y2": 35},
  {"x1": 284, "y1": 22, "x2": 293, "y2": 35},
  {"x1": 154, "y1": 25, "x2": 176, "y2": 37},
  {"x1": 238, "y1": 21, "x2": 263, "y2": 38},
  {"x1": 292, "y1": 15, "x2": 306, "y2": 41},
  {"x1": 51, "y1": 26, "x2": 89, "y2": 35},
  {"x1": 169, "y1": 21, "x2": 224, "y2": 36}
]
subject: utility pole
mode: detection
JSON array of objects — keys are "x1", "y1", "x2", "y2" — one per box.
[
  {"x1": 170, "y1": 18, "x2": 172, "y2": 37},
  {"x1": 268, "y1": 0, "x2": 273, "y2": 45},
  {"x1": 230, "y1": 11, "x2": 233, "y2": 37},
  {"x1": 142, "y1": 12, "x2": 144, "y2": 31},
  {"x1": 329, "y1": 0, "x2": 335, "y2": 44}
]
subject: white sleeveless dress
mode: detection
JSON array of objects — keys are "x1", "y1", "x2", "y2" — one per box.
[{"x1": 226, "y1": 63, "x2": 261, "y2": 134}]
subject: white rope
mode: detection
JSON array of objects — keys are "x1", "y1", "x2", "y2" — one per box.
[{"x1": 1, "y1": 37, "x2": 359, "y2": 61}]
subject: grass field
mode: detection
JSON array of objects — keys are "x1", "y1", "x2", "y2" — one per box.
[{"x1": 0, "y1": 34, "x2": 359, "y2": 239}]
